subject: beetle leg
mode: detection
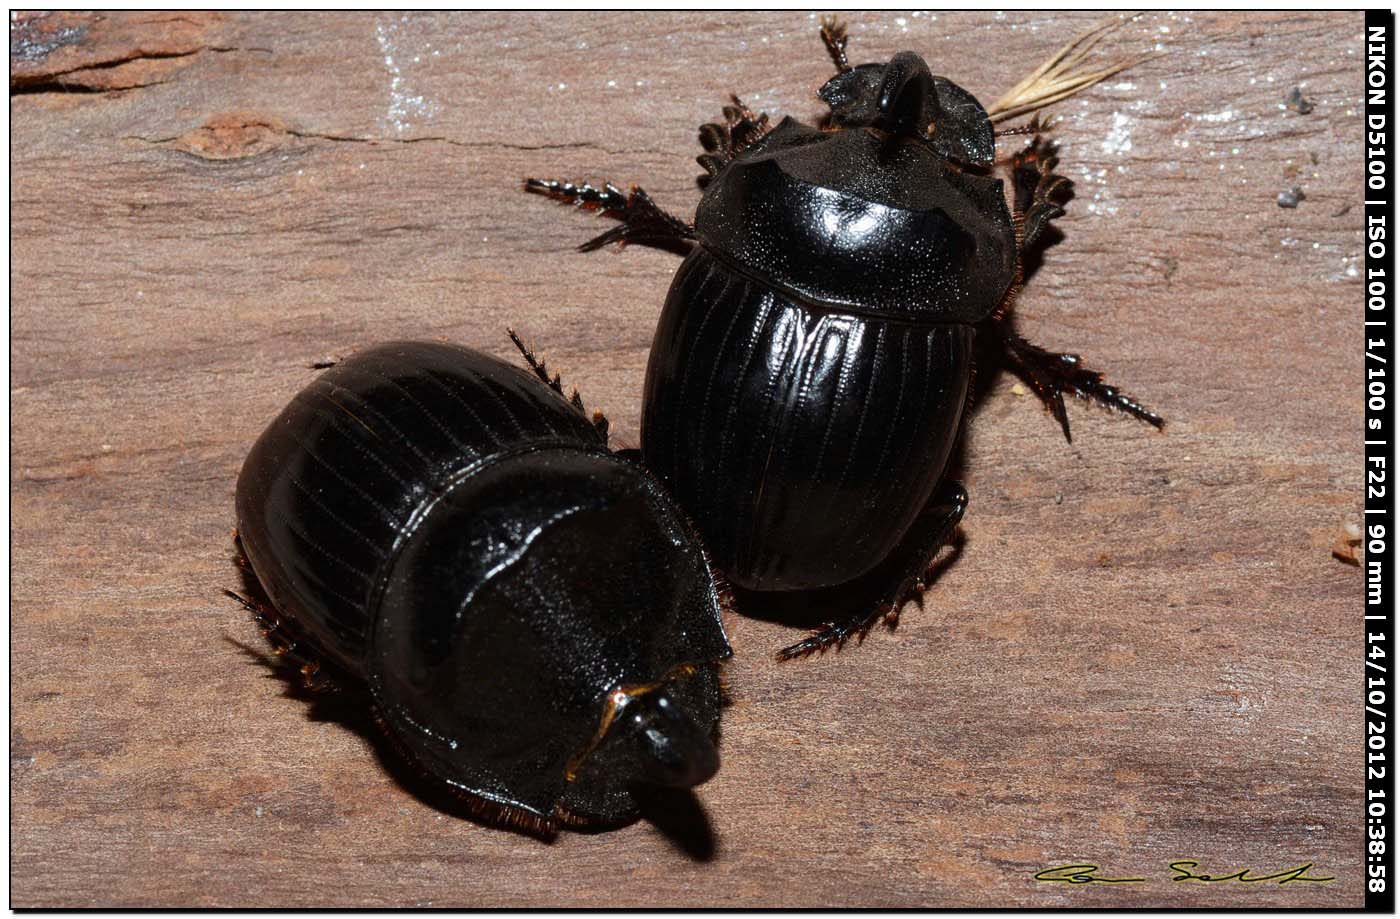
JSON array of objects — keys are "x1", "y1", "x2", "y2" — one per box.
[
  {"x1": 1010, "y1": 135, "x2": 1072, "y2": 252},
  {"x1": 697, "y1": 95, "x2": 772, "y2": 184},
  {"x1": 522, "y1": 178, "x2": 695, "y2": 255},
  {"x1": 992, "y1": 133, "x2": 1161, "y2": 440},
  {"x1": 819, "y1": 15, "x2": 851, "y2": 72},
  {"x1": 224, "y1": 589, "x2": 338, "y2": 692},
  {"x1": 776, "y1": 482, "x2": 968, "y2": 662},
  {"x1": 993, "y1": 113, "x2": 1057, "y2": 147},
  {"x1": 507, "y1": 329, "x2": 612, "y2": 440},
  {"x1": 999, "y1": 331, "x2": 1164, "y2": 443}
]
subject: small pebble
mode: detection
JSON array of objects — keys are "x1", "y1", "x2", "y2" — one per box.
[
  {"x1": 1286, "y1": 86, "x2": 1314, "y2": 115},
  {"x1": 1333, "y1": 521, "x2": 1363, "y2": 566},
  {"x1": 1277, "y1": 186, "x2": 1305, "y2": 209},
  {"x1": 1053, "y1": 493, "x2": 1063, "y2": 505}
]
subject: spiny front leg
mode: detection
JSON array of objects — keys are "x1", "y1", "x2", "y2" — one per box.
[
  {"x1": 777, "y1": 481, "x2": 968, "y2": 662},
  {"x1": 224, "y1": 587, "x2": 337, "y2": 692},
  {"x1": 1010, "y1": 133, "x2": 1072, "y2": 252},
  {"x1": 994, "y1": 111, "x2": 1055, "y2": 145},
  {"x1": 696, "y1": 95, "x2": 771, "y2": 184},
  {"x1": 522, "y1": 178, "x2": 695, "y2": 255},
  {"x1": 984, "y1": 128, "x2": 1062, "y2": 324},
  {"x1": 994, "y1": 135, "x2": 1163, "y2": 442}
]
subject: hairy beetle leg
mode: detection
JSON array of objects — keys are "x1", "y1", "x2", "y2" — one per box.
[
  {"x1": 1000, "y1": 331, "x2": 1164, "y2": 443},
  {"x1": 776, "y1": 481, "x2": 968, "y2": 662},
  {"x1": 506, "y1": 328, "x2": 611, "y2": 440},
  {"x1": 224, "y1": 588, "x2": 337, "y2": 692},
  {"x1": 994, "y1": 112, "x2": 1056, "y2": 144},
  {"x1": 522, "y1": 178, "x2": 694, "y2": 255},
  {"x1": 1010, "y1": 135, "x2": 1071, "y2": 253},
  {"x1": 819, "y1": 16, "x2": 851, "y2": 73},
  {"x1": 994, "y1": 130, "x2": 1161, "y2": 441},
  {"x1": 697, "y1": 96, "x2": 772, "y2": 184}
]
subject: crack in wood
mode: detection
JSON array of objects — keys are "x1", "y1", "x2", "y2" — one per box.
[{"x1": 123, "y1": 126, "x2": 670, "y2": 161}]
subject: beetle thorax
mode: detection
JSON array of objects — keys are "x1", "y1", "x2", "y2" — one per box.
[{"x1": 693, "y1": 119, "x2": 1017, "y2": 323}]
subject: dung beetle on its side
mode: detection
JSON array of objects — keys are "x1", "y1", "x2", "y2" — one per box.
[
  {"x1": 230, "y1": 339, "x2": 731, "y2": 834},
  {"x1": 526, "y1": 17, "x2": 1164, "y2": 660}
]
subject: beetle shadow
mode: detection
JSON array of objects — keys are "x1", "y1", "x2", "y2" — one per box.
[
  {"x1": 727, "y1": 531, "x2": 966, "y2": 641},
  {"x1": 225, "y1": 560, "x2": 719, "y2": 853},
  {"x1": 1017, "y1": 223, "x2": 1064, "y2": 289},
  {"x1": 615, "y1": 785, "x2": 718, "y2": 861}
]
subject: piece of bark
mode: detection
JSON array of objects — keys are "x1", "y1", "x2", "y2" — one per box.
[{"x1": 10, "y1": 11, "x2": 226, "y2": 92}]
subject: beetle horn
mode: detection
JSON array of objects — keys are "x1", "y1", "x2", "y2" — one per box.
[
  {"x1": 622, "y1": 690, "x2": 720, "y2": 789},
  {"x1": 874, "y1": 51, "x2": 939, "y2": 136}
]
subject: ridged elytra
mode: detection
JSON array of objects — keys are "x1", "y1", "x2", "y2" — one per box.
[{"x1": 231, "y1": 340, "x2": 730, "y2": 835}]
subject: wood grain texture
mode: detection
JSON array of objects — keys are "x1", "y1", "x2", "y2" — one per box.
[{"x1": 11, "y1": 10, "x2": 1365, "y2": 907}]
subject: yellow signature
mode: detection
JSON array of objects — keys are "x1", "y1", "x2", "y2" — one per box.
[{"x1": 1034, "y1": 861, "x2": 1335, "y2": 886}]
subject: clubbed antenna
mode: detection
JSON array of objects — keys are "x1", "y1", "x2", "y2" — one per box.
[{"x1": 987, "y1": 13, "x2": 1161, "y2": 124}]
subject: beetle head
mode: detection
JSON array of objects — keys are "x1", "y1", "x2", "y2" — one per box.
[
  {"x1": 818, "y1": 52, "x2": 996, "y2": 168},
  {"x1": 604, "y1": 687, "x2": 720, "y2": 790},
  {"x1": 368, "y1": 448, "x2": 729, "y2": 822},
  {"x1": 820, "y1": 52, "x2": 938, "y2": 136}
]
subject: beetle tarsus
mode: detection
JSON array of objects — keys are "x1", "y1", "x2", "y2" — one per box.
[
  {"x1": 523, "y1": 176, "x2": 629, "y2": 211},
  {"x1": 1000, "y1": 331, "x2": 1164, "y2": 442},
  {"x1": 523, "y1": 177, "x2": 695, "y2": 255},
  {"x1": 775, "y1": 618, "x2": 872, "y2": 662},
  {"x1": 775, "y1": 481, "x2": 968, "y2": 662},
  {"x1": 994, "y1": 113, "x2": 1056, "y2": 145},
  {"x1": 507, "y1": 327, "x2": 567, "y2": 394}
]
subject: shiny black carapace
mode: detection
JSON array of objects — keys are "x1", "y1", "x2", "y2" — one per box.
[
  {"x1": 526, "y1": 18, "x2": 1162, "y2": 659},
  {"x1": 231, "y1": 340, "x2": 730, "y2": 834}
]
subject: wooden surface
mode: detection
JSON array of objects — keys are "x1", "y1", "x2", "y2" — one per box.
[{"x1": 11, "y1": 11, "x2": 1366, "y2": 908}]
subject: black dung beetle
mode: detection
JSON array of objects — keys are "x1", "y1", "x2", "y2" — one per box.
[
  {"x1": 525, "y1": 17, "x2": 1163, "y2": 660},
  {"x1": 229, "y1": 339, "x2": 731, "y2": 834}
]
